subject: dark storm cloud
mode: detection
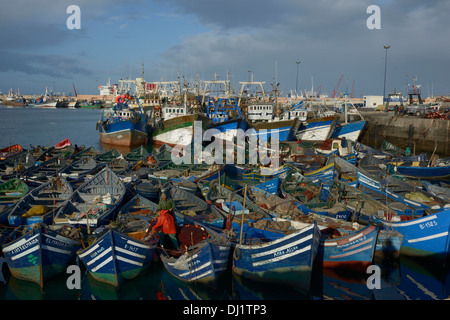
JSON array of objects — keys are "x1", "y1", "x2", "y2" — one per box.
[
  {"x1": 160, "y1": 0, "x2": 450, "y2": 95},
  {"x1": 0, "y1": 0, "x2": 148, "y2": 74},
  {"x1": 0, "y1": 50, "x2": 93, "y2": 78}
]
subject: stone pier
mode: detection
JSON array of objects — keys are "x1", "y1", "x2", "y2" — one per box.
[{"x1": 359, "y1": 111, "x2": 450, "y2": 157}]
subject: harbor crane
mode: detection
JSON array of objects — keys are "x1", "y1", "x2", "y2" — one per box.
[{"x1": 332, "y1": 74, "x2": 344, "y2": 98}]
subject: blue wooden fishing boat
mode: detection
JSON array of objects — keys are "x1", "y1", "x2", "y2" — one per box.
[
  {"x1": 53, "y1": 166, "x2": 126, "y2": 229},
  {"x1": 158, "y1": 223, "x2": 232, "y2": 284},
  {"x1": 332, "y1": 157, "x2": 430, "y2": 217},
  {"x1": 280, "y1": 167, "x2": 340, "y2": 211},
  {"x1": 317, "y1": 224, "x2": 379, "y2": 271},
  {"x1": 388, "y1": 162, "x2": 450, "y2": 180},
  {"x1": 2, "y1": 223, "x2": 82, "y2": 288},
  {"x1": 168, "y1": 184, "x2": 226, "y2": 230},
  {"x1": 357, "y1": 168, "x2": 446, "y2": 212},
  {"x1": 8, "y1": 177, "x2": 73, "y2": 227},
  {"x1": 330, "y1": 95, "x2": 366, "y2": 142},
  {"x1": 330, "y1": 120, "x2": 367, "y2": 142},
  {"x1": 370, "y1": 208, "x2": 450, "y2": 265},
  {"x1": 242, "y1": 163, "x2": 291, "y2": 181},
  {"x1": 208, "y1": 179, "x2": 396, "y2": 272},
  {"x1": 249, "y1": 182, "x2": 352, "y2": 221},
  {"x1": 303, "y1": 162, "x2": 335, "y2": 185},
  {"x1": 252, "y1": 177, "x2": 280, "y2": 195},
  {"x1": 250, "y1": 118, "x2": 302, "y2": 142},
  {"x1": 209, "y1": 118, "x2": 250, "y2": 143},
  {"x1": 77, "y1": 224, "x2": 159, "y2": 288},
  {"x1": 232, "y1": 221, "x2": 321, "y2": 293}
]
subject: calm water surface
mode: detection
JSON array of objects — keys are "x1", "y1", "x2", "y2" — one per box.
[
  {"x1": 0, "y1": 105, "x2": 134, "y2": 154},
  {"x1": 0, "y1": 104, "x2": 449, "y2": 301}
]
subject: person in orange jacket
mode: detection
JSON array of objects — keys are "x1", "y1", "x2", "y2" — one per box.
[{"x1": 150, "y1": 209, "x2": 179, "y2": 250}]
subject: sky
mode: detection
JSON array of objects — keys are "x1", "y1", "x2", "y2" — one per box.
[{"x1": 1, "y1": 0, "x2": 449, "y2": 98}]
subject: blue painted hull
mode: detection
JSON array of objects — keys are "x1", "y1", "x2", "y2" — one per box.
[
  {"x1": 251, "y1": 119, "x2": 301, "y2": 142},
  {"x1": 232, "y1": 222, "x2": 320, "y2": 292},
  {"x1": 394, "y1": 164, "x2": 450, "y2": 180},
  {"x1": 2, "y1": 224, "x2": 81, "y2": 287},
  {"x1": 77, "y1": 228, "x2": 158, "y2": 288},
  {"x1": 100, "y1": 119, "x2": 149, "y2": 147},
  {"x1": 330, "y1": 120, "x2": 367, "y2": 141},
  {"x1": 160, "y1": 238, "x2": 231, "y2": 284},
  {"x1": 210, "y1": 119, "x2": 249, "y2": 135},
  {"x1": 253, "y1": 177, "x2": 280, "y2": 195},
  {"x1": 371, "y1": 208, "x2": 450, "y2": 265},
  {"x1": 318, "y1": 225, "x2": 379, "y2": 271}
]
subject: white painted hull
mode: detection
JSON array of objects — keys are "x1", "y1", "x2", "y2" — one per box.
[
  {"x1": 296, "y1": 125, "x2": 333, "y2": 141},
  {"x1": 152, "y1": 127, "x2": 193, "y2": 147}
]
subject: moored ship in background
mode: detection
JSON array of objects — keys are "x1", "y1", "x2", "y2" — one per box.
[{"x1": 97, "y1": 94, "x2": 150, "y2": 147}]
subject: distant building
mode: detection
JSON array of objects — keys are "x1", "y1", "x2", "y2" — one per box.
[{"x1": 363, "y1": 96, "x2": 383, "y2": 109}]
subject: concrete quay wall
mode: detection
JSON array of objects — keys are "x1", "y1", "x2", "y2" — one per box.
[{"x1": 359, "y1": 111, "x2": 450, "y2": 157}]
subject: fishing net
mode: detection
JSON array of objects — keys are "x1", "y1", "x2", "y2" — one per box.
[{"x1": 177, "y1": 224, "x2": 210, "y2": 249}]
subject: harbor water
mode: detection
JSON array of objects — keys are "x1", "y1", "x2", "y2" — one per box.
[{"x1": 0, "y1": 104, "x2": 449, "y2": 301}]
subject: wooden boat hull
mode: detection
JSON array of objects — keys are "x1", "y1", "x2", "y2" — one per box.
[
  {"x1": 232, "y1": 222, "x2": 320, "y2": 292},
  {"x1": 357, "y1": 169, "x2": 441, "y2": 211},
  {"x1": 135, "y1": 180, "x2": 161, "y2": 200},
  {"x1": 59, "y1": 157, "x2": 101, "y2": 182},
  {"x1": 371, "y1": 208, "x2": 450, "y2": 265},
  {"x1": 318, "y1": 225, "x2": 379, "y2": 271},
  {"x1": 296, "y1": 116, "x2": 337, "y2": 141},
  {"x1": 160, "y1": 238, "x2": 231, "y2": 284},
  {"x1": 0, "y1": 178, "x2": 29, "y2": 206},
  {"x1": 209, "y1": 118, "x2": 249, "y2": 142},
  {"x1": 250, "y1": 118, "x2": 301, "y2": 142},
  {"x1": 54, "y1": 167, "x2": 126, "y2": 229},
  {"x1": 8, "y1": 177, "x2": 72, "y2": 227},
  {"x1": 393, "y1": 164, "x2": 450, "y2": 180},
  {"x1": 100, "y1": 122, "x2": 148, "y2": 147},
  {"x1": 330, "y1": 120, "x2": 367, "y2": 141},
  {"x1": 2, "y1": 224, "x2": 81, "y2": 287},
  {"x1": 77, "y1": 228, "x2": 158, "y2": 288},
  {"x1": 151, "y1": 114, "x2": 212, "y2": 148},
  {"x1": 0, "y1": 144, "x2": 23, "y2": 160}
]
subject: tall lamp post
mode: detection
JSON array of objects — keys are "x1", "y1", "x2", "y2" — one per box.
[
  {"x1": 383, "y1": 45, "x2": 391, "y2": 103},
  {"x1": 296, "y1": 61, "x2": 301, "y2": 97}
]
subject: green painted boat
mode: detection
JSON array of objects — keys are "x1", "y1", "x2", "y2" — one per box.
[
  {"x1": 125, "y1": 145, "x2": 150, "y2": 163},
  {"x1": 281, "y1": 168, "x2": 335, "y2": 209},
  {"x1": 72, "y1": 146, "x2": 99, "y2": 161},
  {"x1": 0, "y1": 178, "x2": 29, "y2": 223},
  {"x1": 0, "y1": 178, "x2": 29, "y2": 204},
  {"x1": 95, "y1": 149, "x2": 122, "y2": 164}
]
